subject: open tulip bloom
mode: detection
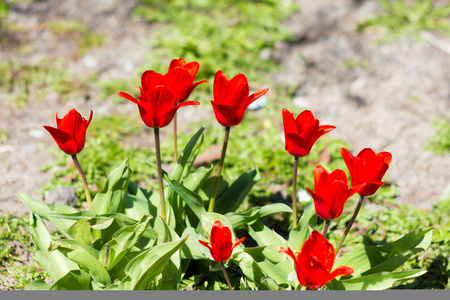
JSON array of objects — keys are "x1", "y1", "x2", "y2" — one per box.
[
  {"x1": 208, "y1": 71, "x2": 268, "y2": 213},
  {"x1": 211, "y1": 70, "x2": 268, "y2": 127},
  {"x1": 118, "y1": 70, "x2": 201, "y2": 129},
  {"x1": 340, "y1": 147, "x2": 392, "y2": 197},
  {"x1": 282, "y1": 108, "x2": 335, "y2": 158},
  {"x1": 44, "y1": 108, "x2": 93, "y2": 206},
  {"x1": 44, "y1": 109, "x2": 93, "y2": 156},
  {"x1": 334, "y1": 147, "x2": 392, "y2": 253},
  {"x1": 279, "y1": 231, "x2": 354, "y2": 290},
  {"x1": 282, "y1": 108, "x2": 336, "y2": 229},
  {"x1": 199, "y1": 220, "x2": 246, "y2": 290},
  {"x1": 166, "y1": 58, "x2": 207, "y2": 161}
]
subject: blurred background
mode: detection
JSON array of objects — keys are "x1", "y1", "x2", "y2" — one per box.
[{"x1": 0, "y1": 0, "x2": 449, "y2": 289}]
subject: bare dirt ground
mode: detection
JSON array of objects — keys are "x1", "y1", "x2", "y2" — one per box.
[{"x1": 0, "y1": 0, "x2": 449, "y2": 221}]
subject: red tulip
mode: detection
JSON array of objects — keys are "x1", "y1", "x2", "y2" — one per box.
[
  {"x1": 44, "y1": 109, "x2": 93, "y2": 155},
  {"x1": 305, "y1": 166, "x2": 364, "y2": 220},
  {"x1": 282, "y1": 109, "x2": 335, "y2": 157},
  {"x1": 340, "y1": 148, "x2": 392, "y2": 197},
  {"x1": 199, "y1": 220, "x2": 246, "y2": 262},
  {"x1": 211, "y1": 70, "x2": 268, "y2": 127},
  {"x1": 279, "y1": 230, "x2": 353, "y2": 290},
  {"x1": 167, "y1": 58, "x2": 208, "y2": 103},
  {"x1": 118, "y1": 70, "x2": 200, "y2": 128}
]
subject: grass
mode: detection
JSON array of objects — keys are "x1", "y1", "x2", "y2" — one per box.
[
  {"x1": 0, "y1": 214, "x2": 49, "y2": 290},
  {"x1": 357, "y1": 0, "x2": 450, "y2": 43},
  {"x1": 135, "y1": 0, "x2": 296, "y2": 83},
  {"x1": 426, "y1": 118, "x2": 450, "y2": 155}
]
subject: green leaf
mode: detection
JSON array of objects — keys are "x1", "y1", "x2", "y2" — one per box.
[
  {"x1": 233, "y1": 244, "x2": 294, "y2": 289},
  {"x1": 27, "y1": 214, "x2": 79, "y2": 282},
  {"x1": 90, "y1": 158, "x2": 131, "y2": 214},
  {"x1": 165, "y1": 177, "x2": 206, "y2": 221},
  {"x1": 99, "y1": 215, "x2": 152, "y2": 270},
  {"x1": 327, "y1": 270, "x2": 427, "y2": 290},
  {"x1": 335, "y1": 228, "x2": 433, "y2": 277},
  {"x1": 49, "y1": 270, "x2": 92, "y2": 290},
  {"x1": 18, "y1": 193, "x2": 76, "y2": 237},
  {"x1": 118, "y1": 236, "x2": 188, "y2": 290},
  {"x1": 247, "y1": 220, "x2": 287, "y2": 248},
  {"x1": 226, "y1": 203, "x2": 292, "y2": 229},
  {"x1": 123, "y1": 181, "x2": 155, "y2": 221},
  {"x1": 179, "y1": 227, "x2": 209, "y2": 260},
  {"x1": 288, "y1": 203, "x2": 318, "y2": 251},
  {"x1": 24, "y1": 279, "x2": 51, "y2": 290},
  {"x1": 214, "y1": 167, "x2": 260, "y2": 214},
  {"x1": 50, "y1": 239, "x2": 111, "y2": 286},
  {"x1": 67, "y1": 217, "x2": 102, "y2": 246}
]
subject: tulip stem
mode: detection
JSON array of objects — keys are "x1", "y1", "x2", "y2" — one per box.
[
  {"x1": 292, "y1": 156, "x2": 299, "y2": 228},
  {"x1": 208, "y1": 126, "x2": 230, "y2": 213},
  {"x1": 173, "y1": 113, "x2": 178, "y2": 163},
  {"x1": 335, "y1": 195, "x2": 365, "y2": 255},
  {"x1": 71, "y1": 154, "x2": 92, "y2": 207},
  {"x1": 221, "y1": 262, "x2": 233, "y2": 291},
  {"x1": 322, "y1": 219, "x2": 330, "y2": 238},
  {"x1": 154, "y1": 128, "x2": 167, "y2": 222}
]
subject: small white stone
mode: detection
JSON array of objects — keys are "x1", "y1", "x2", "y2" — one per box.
[
  {"x1": 298, "y1": 188, "x2": 312, "y2": 203},
  {"x1": 29, "y1": 129, "x2": 45, "y2": 138},
  {"x1": 292, "y1": 96, "x2": 311, "y2": 109},
  {"x1": 82, "y1": 55, "x2": 99, "y2": 69}
]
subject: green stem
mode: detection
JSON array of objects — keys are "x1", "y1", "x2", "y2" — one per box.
[
  {"x1": 322, "y1": 219, "x2": 330, "y2": 238},
  {"x1": 221, "y1": 261, "x2": 232, "y2": 291},
  {"x1": 71, "y1": 154, "x2": 92, "y2": 207},
  {"x1": 292, "y1": 156, "x2": 299, "y2": 228},
  {"x1": 335, "y1": 195, "x2": 365, "y2": 255},
  {"x1": 208, "y1": 126, "x2": 230, "y2": 212},
  {"x1": 173, "y1": 112, "x2": 178, "y2": 163},
  {"x1": 154, "y1": 128, "x2": 166, "y2": 222}
]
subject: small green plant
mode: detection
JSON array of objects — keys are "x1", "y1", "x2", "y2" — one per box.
[
  {"x1": 425, "y1": 118, "x2": 450, "y2": 155},
  {"x1": 135, "y1": 0, "x2": 296, "y2": 83},
  {"x1": 357, "y1": 0, "x2": 450, "y2": 42},
  {"x1": 46, "y1": 19, "x2": 104, "y2": 56}
]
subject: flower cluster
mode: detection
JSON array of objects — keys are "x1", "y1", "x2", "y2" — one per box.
[{"x1": 42, "y1": 57, "x2": 395, "y2": 291}]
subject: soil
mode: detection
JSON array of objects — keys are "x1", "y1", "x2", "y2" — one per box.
[{"x1": 1, "y1": 1, "x2": 449, "y2": 216}]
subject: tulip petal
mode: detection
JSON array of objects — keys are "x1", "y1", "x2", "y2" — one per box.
[
  {"x1": 306, "y1": 187, "x2": 331, "y2": 220},
  {"x1": 169, "y1": 58, "x2": 186, "y2": 70},
  {"x1": 118, "y1": 92, "x2": 140, "y2": 105},
  {"x1": 330, "y1": 266, "x2": 354, "y2": 279},
  {"x1": 211, "y1": 101, "x2": 238, "y2": 127},
  {"x1": 232, "y1": 237, "x2": 246, "y2": 250},
  {"x1": 301, "y1": 231, "x2": 335, "y2": 272},
  {"x1": 44, "y1": 126, "x2": 78, "y2": 155},
  {"x1": 141, "y1": 70, "x2": 164, "y2": 91},
  {"x1": 183, "y1": 61, "x2": 200, "y2": 78},
  {"x1": 213, "y1": 70, "x2": 229, "y2": 104}
]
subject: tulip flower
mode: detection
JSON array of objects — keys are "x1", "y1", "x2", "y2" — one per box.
[
  {"x1": 282, "y1": 108, "x2": 336, "y2": 158},
  {"x1": 166, "y1": 58, "x2": 207, "y2": 161},
  {"x1": 208, "y1": 71, "x2": 268, "y2": 212},
  {"x1": 199, "y1": 220, "x2": 246, "y2": 290},
  {"x1": 306, "y1": 166, "x2": 365, "y2": 237},
  {"x1": 282, "y1": 108, "x2": 336, "y2": 229},
  {"x1": 211, "y1": 70, "x2": 268, "y2": 127},
  {"x1": 118, "y1": 70, "x2": 200, "y2": 129},
  {"x1": 44, "y1": 109, "x2": 93, "y2": 156},
  {"x1": 44, "y1": 109, "x2": 93, "y2": 206},
  {"x1": 279, "y1": 230, "x2": 354, "y2": 290},
  {"x1": 340, "y1": 147, "x2": 392, "y2": 197},
  {"x1": 199, "y1": 220, "x2": 246, "y2": 263},
  {"x1": 119, "y1": 70, "x2": 200, "y2": 222},
  {"x1": 334, "y1": 148, "x2": 392, "y2": 254},
  {"x1": 167, "y1": 58, "x2": 208, "y2": 104}
]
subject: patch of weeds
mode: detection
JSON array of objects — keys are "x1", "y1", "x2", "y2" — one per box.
[
  {"x1": 135, "y1": 0, "x2": 296, "y2": 83},
  {"x1": 357, "y1": 0, "x2": 450, "y2": 43},
  {"x1": 0, "y1": 214, "x2": 50, "y2": 290},
  {"x1": 327, "y1": 190, "x2": 450, "y2": 289},
  {"x1": 45, "y1": 19, "x2": 104, "y2": 56},
  {"x1": 425, "y1": 118, "x2": 450, "y2": 155},
  {"x1": 97, "y1": 78, "x2": 138, "y2": 102},
  {"x1": 344, "y1": 58, "x2": 370, "y2": 69},
  {"x1": 0, "y1": 59, "x2": 89, "y2": 108}
]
